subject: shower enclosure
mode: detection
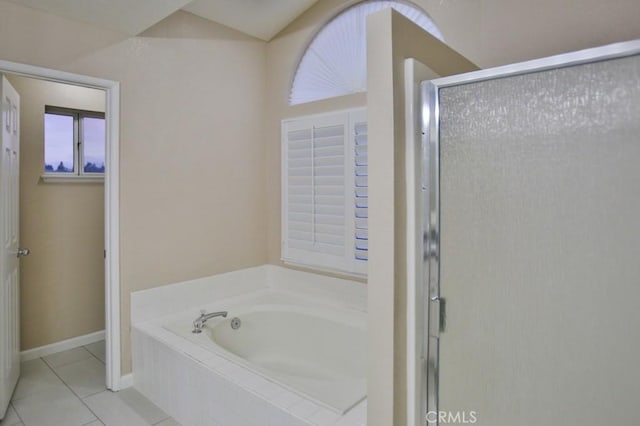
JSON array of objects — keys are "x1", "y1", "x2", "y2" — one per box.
[{"x1": 422, "y1": 41, "x2": 640, "y2": 425}]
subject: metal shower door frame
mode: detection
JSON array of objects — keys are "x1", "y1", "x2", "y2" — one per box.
[{"x1": 420, "y1": 39, "x2": 640, "y2": 425}]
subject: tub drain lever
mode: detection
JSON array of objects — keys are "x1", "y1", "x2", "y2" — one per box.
[{"x1": 230, "y1": 317, "x2": 241, "y2": 330}]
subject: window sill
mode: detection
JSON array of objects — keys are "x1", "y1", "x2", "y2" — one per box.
[
  {"x1": 41, "y1": 174, "x2": 104, "y2": 183},
  {"x1": 282, "y1": 259, "x2": 367, "y2": 281}
]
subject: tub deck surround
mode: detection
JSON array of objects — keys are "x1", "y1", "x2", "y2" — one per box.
[
  {"x1": 131, "y1": 265, "x2": 367, "y2": 324},
  {"x1": 131, "y1": 265, "x2": 367, "y2": 426}
]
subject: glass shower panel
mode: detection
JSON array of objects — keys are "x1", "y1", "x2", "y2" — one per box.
[{"x1": 436, "y1": 55, "x2": 640, "y2": 426}]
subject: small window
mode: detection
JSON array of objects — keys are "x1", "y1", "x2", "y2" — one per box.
[
  {"x1": 44, "y1": 107, "x2": 105, "y2": 177},
  {"x1": 282, "y1": 108, "x2": 368, "y2": 276}
]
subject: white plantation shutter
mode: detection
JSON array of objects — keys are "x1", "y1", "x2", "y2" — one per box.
[
  {"x1": 282, "y1": 108, "x2": 367, "y2": 275},
  {"x1": 283, "y1": 112, "x2": 349, "y2": 270},
  {"x1": 353, "y1": 115, "x2": 368, "y2": 274}
]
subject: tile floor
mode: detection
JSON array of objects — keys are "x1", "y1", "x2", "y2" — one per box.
[{"x1": 1, "y1": 340, "x2": 180, "y2": 426}]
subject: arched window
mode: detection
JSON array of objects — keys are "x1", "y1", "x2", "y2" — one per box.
[{"x1": 289, "y1": 0, "x2": 443, "y2": 105}]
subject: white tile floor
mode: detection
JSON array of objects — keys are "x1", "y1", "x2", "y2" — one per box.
[{"x1": 1, "y1": 340, "x2": 180, "y2": 426}]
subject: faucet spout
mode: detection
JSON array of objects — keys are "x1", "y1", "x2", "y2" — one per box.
[{"x1": 192, "y1": 310, "x2": 227, "y2": 334}]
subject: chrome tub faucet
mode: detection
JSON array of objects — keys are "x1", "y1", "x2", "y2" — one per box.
[{"x1": 192, "y1": 310, "x2": 227, "y2": 333}]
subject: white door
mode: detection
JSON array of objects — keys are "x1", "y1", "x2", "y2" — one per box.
[{"x1": 0, "y1": 75, "x2": 23, "y2": 419}]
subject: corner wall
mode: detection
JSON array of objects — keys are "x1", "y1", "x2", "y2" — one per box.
[{"x1": 366, "y1": 10, "x2": 478, "y2": 425}]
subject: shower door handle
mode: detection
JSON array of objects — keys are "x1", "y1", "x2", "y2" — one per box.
[{"x1": 430, "y1": 296, "x2": 446, "y2": 334}]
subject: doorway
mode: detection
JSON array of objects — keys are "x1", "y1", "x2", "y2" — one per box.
[{"x1": 0, "y1": 59, "x2": 120, "y2": 393}]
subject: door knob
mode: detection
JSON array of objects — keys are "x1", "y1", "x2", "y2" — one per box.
[{"x1": 17, "y1": 248, "x2": 30, "y2": 258}]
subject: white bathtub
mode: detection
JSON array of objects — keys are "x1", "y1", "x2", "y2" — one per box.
[
  {"x1": 132, "y1": 265, "x2": 368, "y2": 425},
  {"x1": 164, "y1": 297, "x2": 366, "y2": 413}
]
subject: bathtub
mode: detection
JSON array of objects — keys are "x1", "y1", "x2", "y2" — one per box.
[
  {"x1": 164, "y1": 296, "x2": 367, "y2": 413},
  {"x1": 132, "y1": 265, "x2": 368, "y2": 426}
]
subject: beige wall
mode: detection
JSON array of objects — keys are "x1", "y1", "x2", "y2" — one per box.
[
  {"x1": 422, "y1": 0, "x2": 640, "y2": 69},
  {"x1": 7, "y1": 75, "x2": 106, "y2": 350},
  {"x1": 0, "y1": 2, "x2": 268, "y2": 373}
]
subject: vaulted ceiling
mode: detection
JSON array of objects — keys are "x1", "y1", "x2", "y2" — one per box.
[{"x1": 6, "y1": 0, "x2": 320, "y2": 40}]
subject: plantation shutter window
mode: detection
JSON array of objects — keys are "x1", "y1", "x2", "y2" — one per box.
[
  {"x1": 282, "y1": 108, "x2": 367, "y2": 276},
  {"x1": 353, "y1": 114, "x2": 368, "y2": 273}
]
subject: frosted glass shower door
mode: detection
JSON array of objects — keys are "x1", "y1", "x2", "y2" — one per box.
[{"x1": 423, "y1": 45, "x2": 640, "y2": 426}]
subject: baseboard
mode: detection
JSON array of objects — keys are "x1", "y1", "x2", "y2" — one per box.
[
  {"x1": 21, "y1": 330, "x2": 105, "y2": 362},
  {"x1": 119, "y1": 373, "x2": 133, "y2": 390}
]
